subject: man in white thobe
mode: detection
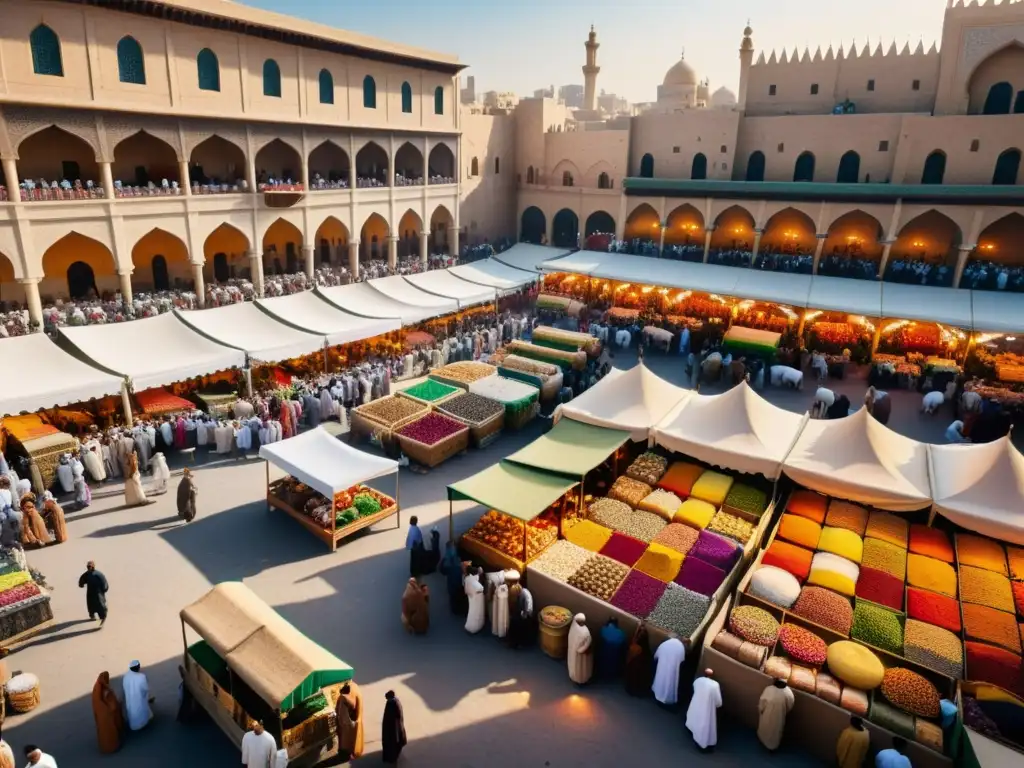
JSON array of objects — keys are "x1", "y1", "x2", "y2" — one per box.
[
  {"x1": 122, "y1": 660, "x2": 154, "y2": 731},
  {"x1": 651, "y1": 637, "x2": 686, "y2": 705},
  {"x1": 686, "y1": 668, "x2": 722, "y2": 752},
  {"x1": 241, "y1": 721, "x2": 278, "y2": 768},
  {"x1": 566, "y1": 614, "x2": 593, "y2": 685}
]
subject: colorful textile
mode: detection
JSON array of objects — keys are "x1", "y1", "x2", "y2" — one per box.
[
  {"x1": 762, "y1": 540, "x2": 813, "y2": 581},
  {"x1": 673, "y1": 499, "x2": 716, "y2": 530},
  {"x1": 865, "y1": 511, "x2": 909, "y2": 548},
  {"x1": 690, "y1": 471, "x2": 734, "y2": 506},
  {"x1": 908, "y1": 524, "x2": 954, "y2": 564},
  {"x1": 817, "y1": 527, "x2": 864, "y2": 564},
  {"x1": 906, "y1": 587, "x2": 961, "y2": 633},
  {"x1": 906, "y1": 554, "x2": 957, "y2": 597},
  {"x1": 786, "y1": 490, "x2": 827, "y2": 524},
  {"x1": 957, "y1": 534, "x2": 1008, "y2": 577},
  {"x1": 778, "y1": 514, "x2": 822, "y2": 550},
  {"x1": 808, "y1": 552, "x2": 860, "y2": 597},
  {"x1": 824, "y1": 500, "x2": 868, "y2": 537},
  {"x1": 657, "y1": 461, "x2": 704, "y2": 498},
  {"x1": 855, "y1": 567, "x2": 904, "y2": 612}
]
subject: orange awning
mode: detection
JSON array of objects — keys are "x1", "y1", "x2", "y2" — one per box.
[
  {"x1": 135, "y1": 388, "x2": 194, "y2": 416},
  {"x1": 3, "y1": 414, "x2": 58, "y2": 442}
]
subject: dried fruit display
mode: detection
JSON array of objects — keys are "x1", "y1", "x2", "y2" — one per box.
[
  {"x1": 607, "y1": 476, "x2": 653, "y2": 508},
  {"x1": 430, "y1": 361, "x2": 497, "y2": 384},
  {"x1": 464, "y1": 509, "x2": 558, "y2": 562},
  {"x1": 599, "y1": 532, "x2": 648, "y2": 567},
  {"x1": 862, "y1": 538, "x2": 907, "y2": 581},
  {"x1": 587, "y1": 498, "x2": 632, "y2": 529},
  {"x1": 658, "y1": 461, "x2": 704, "y2": 497},
  {"x1": 707, "y1": 511, "x2": 755, "y2": 545},
  {"x1": 865, "y1": 511, "x2": 909, "y2": 548},
  {"x1": 354, "y1": 395, "x2": 425, "y2": 427},
  {"x1": 564, "y1": 519, "x2": 614, "y2": 553},
  {"x1": 904, "y1": 619, "x2": 963, "y2": 679},
  {"x1": 649, "y1": 584, "x2": 711, "y2": 639},
  {"x1": 674, "y1": 498, "x2": 716, "y2": 530},
  {"x1": 851, "y1": 601, "x2": 904, "y2": 655},
  {"x1": 748, "y1": 565, "x2": 801, "y2": 609},
  {"x1": 618, "y1": 510, "x2": 668, "y2": 543},
  {"x1": 817, "y1": 527, "x2": 864, "y2": 564},
  {"x1": 626, "y1": 452, "x2": 669, "y2": 486},
  {"x1": 729, "y1": 605, "x2": 781, "y2": 646},
  {"x1": 638, "y1": 489, "x2": 683, "y2": 522},
  {"x1": 529, "y1": 540, "x2": 594, "y2": 582},
  {"x1": 690, "y1": 470, "x2": 734, "y2": 506},
  {"x1": 906, "y1": 554, "x2": 957, "y2": 597},
  {"x1": 779, "y1": 514, "x2": 822, "y2": 550},
  {"x1": 779, "y1": 624, "x2": 828, "y2": 667},
  {"x1": 870, "y1": 698, "x2": 916, "y2": 740},
  {"x1": 724, "y1": 483, "x2": 768, "y2": 518},
  {"x1": 398, "y1": 413, "x2": 467, "y2": 446},
  {"x1": 906, "y1": 588, "x2": 961, "y2": 633},
  {"x1": 675, "y1": 556, "x2": 727, "y2": 597},
  {"x1": 855, "y1": 567, "x2": 904, "y2": 612},
  {"x1": 824, "y1": 500, "x2": 869, "y2": 537},
  {"x1": 965, "y1": 641, "x2": 1024, "y2": 699},
  {"x1": 787, "y1": 490, "x2": 827, "y2": 524},
  {"x1": 793, "y1": 586, "x2": 853, "y2": 635},
  {"x1": 881, "y1": 668, "x2": 941, "y2": 718},
  {"x1": 567, "y1": 555, "x2": 630, "y2": 602},
  {"x1": 399, "y1": 379, "x2": 459, "y2": 403},
  {"x1": 961, "y1": 565, "x2": 1015, "y2": 613},
  {"x1": 828, "y1": 640, "x2": 885, "y2": 688},
  {"x1": 957, "y1": 534, "x2": 1008, "y2": 576},
  {"x1": 762, "y1": 540, "x2": 814, "y2": 582},
  {"x1": 962, "y1": 603, "x2": 1022, "y2": 653},
  {"x1": 438, "y1": 392, "x2": 505, "y2": 424},
  {"x1": 609, "y1": 570, "x2": 667, "y2": 618},
  {"x1": 908, "y1": 524, "x2": 954, "y2": 563}
]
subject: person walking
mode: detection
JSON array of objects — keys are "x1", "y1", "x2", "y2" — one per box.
[
  {"x1": 381, "y1": 690, "x2": 407, "y2": 764},
  {"x1": 91, "y1": 671, "x2": 125, "y2": 754},
  {"x1": 405, "y1": 516, "x2": 424, "y2": 577},
  {"x1": 176, "y1": 468, "x2": 197, "y2": 522},
  {"x1": 686, "y1": 668, "x2": 722, "y2": 753},
  {"x1": 78, "y1": 561, "x2": 109, "y2": 625},
  {"x1": 757, "y1": 679, "x2": 794, "y2": 751}
]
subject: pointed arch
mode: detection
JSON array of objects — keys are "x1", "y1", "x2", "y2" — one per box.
[
  {"x1": 710, "y1": 205, "x2": 756, "y2": 250},
  {"x1": 262, "y1": 218, "x2": 303, "y2": 274},
  {"x1": 836, "y1": 150, "x2": 861, "y2": 183},
  {"x1": 360, "y1": 213, "x2": 390, "y2": 261},
  {"x1": 691, "y1": 153, "x2": 707, "y2": 180},
  {"x1": 131, "y1": 228, "x2": 189, "y2": 293},
  {"x1": 318, "y1": 69, "x2": 334, "y2": 104},
  {"x1": 745, "y1": 151, "x2": 766, "y2": 181},
  {"x1": 664, "y1": 204, "x2": 704, "y2": 245},
  {"x1": 112, "y1": 130, "x2": 180, "y2": 190},
  {"x1": 820, "y1": 209, "x2": 884, "y2": 277},
  {"x1": 962, "y1": 212, "x2": 1024, "y2": 287},
  {"x1": 255, "y1": 139, "x2": 301, "y2": 184},
  {"x1": 42, "y1": 232, "x2": 116, "y2": 299},
  {"x1": 598, "y1": 172, "x2": 611, "y2": 189},
  {"x1": 17, "y1": 125, "x2": 99, "y2": 184},
  {"x1": 434, "y1": 86, "x2": 445, "y2": 115},
  {"x1": 585, "y1": 211, "x2": 615, "y2": 237},
  {"x1": 886, "y1": 209, "x2": 962, "y2": 282},
  {"x1": 315, "y1": 216, "x2": 349, "y2": 265},
  {"x1": 624, "y1": 203, "x2": 660, "y2": 242},
  {"x1": 394, "y1": 142, "x2": 424, "y2": 183},
  {"x1": 793, "y1": 151, "x2": 815, "y2": 182},
  {"x1": 203, "y1": 222, "x2": 250, "y2": 282},
  {"x1": 520, "y1": 207, "x2": 546, "y2": 244},
  {"x1": 190, "y1": 135, "x2": 246, "y2": 187},
  {"x1": 921, "y1": 151, "x2": 946, "y2": 185},
  {"x1": 355, "y1": 141, "x2": 388, "y2": 184},
  {"x1": 639, "y1": 153, "x2": 654, "y2": 178},
  {"x1": 526, "y1": 166, "x2": 535, "y2": 184},
  {"x1": 401, "y1": 82, "x2": 413, "y2": 113},
  {"x1": 430, "y1": 205, "x2": 454, "y2": 254},
  {"x1": 262, "y1": 59, "x2": 282, "y2": 98},
  {"x1": 968, "y1": 43, "x2": 1024, "y2": 114},
  {"x1": 117, "y1": 36, "x2": 146, "y2": 85},
  {"x1": 363, "y1": 75, "x2": 377, "y2": 109},
  {"x1": 308, "y1": 140, "x2": 349, "y2": 186},
  {"x1": 993, "y1": 148, "x2": 1021, "y2": 186},
  {"x1": 30, "y1": 25, "x2": 63, "y2": 77},
  {"x1": 760, "y1": 206, "x2": 817, "y2": 253},
  {"x1": 197, "y1": 48, "x2": 220, "y2": 92},
  {"x1": 398, "y1": 209, "x2": 424, "y2": 258},
  {"x1": 428, "y1": 144, "x2": 454, "y2": 181},
  {"x1": 552, "y1": 209, "x2": 580, "y2": 249},
  {"x1": 470, "y1": 157, "x2": 480, "y2": 177}
]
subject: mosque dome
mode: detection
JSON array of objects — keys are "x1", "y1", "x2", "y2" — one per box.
[
  {"x1": 711, "y1": 86, "x2": 737, "y2": 106},
  {"x1": 663, "y1": 53, "x2": 698, "y2": 87}
]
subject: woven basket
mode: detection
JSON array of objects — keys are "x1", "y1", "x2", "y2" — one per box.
[
  {"x1": 350, "y1": 398, "x2": 428, "y2": 440},
  {"x1": 436, "y1": 406, "x2": 505, "y2": 448},
  {"x1": 6, "y1": 673, "x2": 40, "y2": 713},
  {"x1": 396, "y1": 426, "x2": 470, "y2": 468}
]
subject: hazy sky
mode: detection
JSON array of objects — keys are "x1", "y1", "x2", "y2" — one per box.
[{"x1": 238, "y1": 0, "x2": 947, "y2": 102}]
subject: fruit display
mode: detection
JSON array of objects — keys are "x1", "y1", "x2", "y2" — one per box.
[
  {"x1": 398, "y1": 379, "x2": 460, "y2": 404},
  {"x1": 608, "y1": 307, "x2": 640, "y2": 321},
  {"x1": 437, "y1": 392, "x2": 505, "y2": 425},
  {"x1": 881, "y1": 668, "x2": 941, "y2": 718},
  {"x1": 567, "y1": 555, "x2": 630, "y2": 602},
  {"x1": 0, "y1": 553, "x2": 50, "y2": 642},
  {"x1": 464, "y1": 509, "x2": 559, "y2": 562},
  {"x1": 779, "y1": 624, "x2": 828, "y2": 667},
  {"x1": 430, "y1": 361, "x2": 497, "y2": 386},
  {"x1": 353, "y1": 395, "x2": 426, "y2": 428},
  {"x1": 625, "y1": 452, "x2": 669, "y2": 485},
  {"x1": 729, "y1": 605, "x2": 781, "y2": 646},
  {"x1": 296, "y1": 484, "x2": 396, "y2": 531},
  {"x1": 398, "y1": 413, "x2": 467, "y2": 446}
]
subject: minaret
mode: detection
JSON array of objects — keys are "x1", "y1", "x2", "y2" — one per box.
[
  {"x1": 737, "y1": 22, "x2": 754, "y2": 111},
  {"x1": 583, "y1": 25, "x2": 600, "y2": 112}
]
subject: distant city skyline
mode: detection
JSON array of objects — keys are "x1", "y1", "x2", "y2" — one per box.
[{"x1": 238, "y1": 0, "x2": 946, "y2": 103}]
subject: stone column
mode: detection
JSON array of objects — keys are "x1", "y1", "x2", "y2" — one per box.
[
  {"x1": 419, "y1": 231, "x2": 429, "y2": 267},
  {"x1": 449, "y1": 227, "x2": 460, "y2": 260},
  {"x1": 658, "y1": 222, "x2": 666, "y2": 256},
  {"x1": 178, "y1": 160, "x2": 191, "y2": 196},
  {"x1": 954, "y1": 246, "x2": 973, "y2": 290},
  {"x1": 19, "y1": 278, "x2": 42, "y2": 331},
  {"x1": 192, "y1": 263, "x2": 206, "y2": 308},
  {"x1": 387, "y1": 236, "x2": 398, "y2": 270},
  {"x1": 120, "y1": 381, "x2": 135, "y2": 428},
  {"x1": 119, "y1": 271, "x2": 133, "y2": 305},
  {"x1": 877, "y1": 239, "x2": 894, "y2": 280},
  {"x1": 2, "y1": 159, "x2": 21, "y2": 203},
  {"x1": 302, "y1": 243, "x2": 315, "y2": 278},
  {"x1": 247, "y1": 249, "x2": 264, "y2": 297},
  {"x1": 703, "y1": 227, "x2": 714, "y2": 263},
  {"x1": 101, "y1": 161, "x2": 116, "y2": 200},
  {"x1": 348, "y1": 241, "x2": 360, "y2": 280},
  {"x1": 750, "y1": 228, "x2": 763, "y2": 266},
  {"x1": 246, "y1": 158, "x2": 258, "y2": 193},
  {"x1": 812, "y1": 233, "x2": 827, "y2": 275}
]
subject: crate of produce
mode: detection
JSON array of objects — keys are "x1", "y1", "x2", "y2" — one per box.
[
  {"x1": 429, "y1": 361, "x2": 497, "y2": 391},
  {"x1": 396, "y1": 413, "x2": 470, "y2": 468},
  {"x1": 395, "y1": 379, "x2": 461, "y2": 407},
  {"x1": 507, "y1": 340, "x2": 587, "y2": 371},
  {"x1": 437, "y1": 392, "x2": 506, "y2": 447},
  {"x1": 497, "y1": 356, "x2": 564, "y2": 401},
  {"x1": 468, "y1": 375, "x2": 540, "y2": 430},
  {"x1": 532, "y1": 326, "x2": 601, "y2": 357},
  {"x1": 350, "y1": 396, "x2": 428, "y2": 439}
]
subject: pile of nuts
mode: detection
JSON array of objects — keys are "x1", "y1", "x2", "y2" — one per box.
[
  {"x1": 355, "y1": 396, "x2": 425, "y2": 427},
  {"x1": 626, "y1": 452, "x2": 669, "y2": 485},
  {"x1": 432, "y1": 362, "x2": 497, "y2": 384},
  {"x1": 648, "y1": 583, "x2": 711, "y2": 638},
  {"x1": 439, "y1": 392, "x2": 505, "y2": 424},
  {"x1": 567, "y1": 555, "x2": 630, "y2": 601},
  {"x1": 529, "y1": 540, "x2": 595, "y2": 581},
  {"x1": 728, "y1": 605, "x2": 781, "y2": 646},
  {"x1": 707, "y1": 511, "x2": 755, "y2": 545},
  {"x1": 881, "y1": 668, "x2": 941, "y2": 718}
]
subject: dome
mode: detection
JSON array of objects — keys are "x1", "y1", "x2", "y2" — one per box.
[
  {"x1": 711, "y1": 86, "x2": 737, "y2": 106},
  {"x1": 663, "y1": 54, "x2": 698, "y2": 87}
]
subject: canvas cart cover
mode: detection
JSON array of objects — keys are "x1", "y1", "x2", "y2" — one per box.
[{"x1": 448, "y1": 461, "x2": 578, "y2": 521}]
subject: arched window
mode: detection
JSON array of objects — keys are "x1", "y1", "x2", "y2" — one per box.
[
  {"x1": 262, "y1": 59, "x2": 281, "y2": 98},
  {"x1": 30, "y1": 24, "x2": 63, "y2": 77},
  {"x1": 434, "y1": 86, "x2": 444, "y2": 115},
  {"x1": 67, "y1": 262, "x2": 97, "y2": 299},
  {"x1": 983, "y1": 82, "x2": 1013, "y2": 115},
  {"x1": 494, "y1": 157, "x2": 500, "y2": 174},
  {"x1": 117, "y1": 36, "x2": 145, "y2": 85},
  {"x1": 793, "y1": 151, "x2": 815, "y2": 182},
  {"x1": 151, "y1": 255, "x2": 169, "y2": 292},
  {"x1": 598, "y1": 172, "x2": 610, "y2": 189},
  {"x1": 691, "y1": 153, "x2": 707, "y2": 180},
  {"x1": 562, "y1": 171, "x2": 574, "y2": 187},
  {"x1": 213, "y1": 253, "x2": 229, "y2": 283},
  {"x1": 639, "y1": 153, "x2": 654, "y2": 178},
  {"x1": 197, "y1": 48, "x2": 220, "y2": 92},
  {"x1": 921, "y1": 151, "x2": 946, "y2": 184},
  {"x1": 993, "y1": 148, "x2": 1021, "y2": 186},
  {"x1": 836, "y1": 150, "x2": 861, "y2": 183},
  {"x1": 1015, "y1": 91, "x2": 1024, "y2": 114},
  {"x1": 470, "y1": 157, "x2": 479, "y2": 177},
  {"x1": 526, "y1": 166, "x2": 535, "y2": 184},
  {"x1": 745, "y1": 151, "x2": 766, "y2": 181},
  {"x1": 318, "y1": 69, "x2": 334, "y2": 104},
  {"x1": 363, "y1": 76, "x2": 377, "y2": 109},
  {"x1": 401, "y1": 82, "x2": 413, "y2": 114}
]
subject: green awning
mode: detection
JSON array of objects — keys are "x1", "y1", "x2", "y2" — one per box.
[
  {"x1": 448, "y1": 461, "x2": 579, "y2": 521},
  {"x1": 504, "y1": 419, "x2": 631, "y2": 477}
]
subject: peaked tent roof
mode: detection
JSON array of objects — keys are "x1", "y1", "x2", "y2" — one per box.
[
  {"x1": 536, "y1": 249, "x2": 610, "y2": 276},
  {"x1": 653, "y1": 381, "x2": 808, "y2": 479},
  {"x1": 0, "y1": 333, "x2": 123, "y2": 417},
  {"x1": 59, "y1": 312, "x2": 245, "y2": 391},
  {"x1": 557, "y1": 364, "x2": 690, "y2": 442},
  {"x1": 365, "y1": 275, "x2": 458, "y2": 317},
  {"x1": 403, "y1": 270, "x2": 496, "y2": 307},
  {"x1": 447, "y1": 260, "x2": 538, "y2": 290},
  {"x1": 929, "y1": 436, "x2": 1024, "y2": 546},
  {"x1": 257, "y1": 292, "x2": 400, "y2": 346},
  {"x1": 175, "y1": 303, "x2": 325, "y2": 363},
  {"x1": 782, "y1": 407, "x2": 932, "y2": 511},
  {"x1": 319, "y1": 279, "x2": 454, "y2": 324},
  {"x1": 492, "y1": 243, "x2": 572, "y2": 272}
]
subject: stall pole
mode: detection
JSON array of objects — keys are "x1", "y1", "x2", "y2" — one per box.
[
  {"x1": 448, "y1": 499, "x2": 453, "y2": 541},
  {"x1": 395, "y1": 471, "x2": 402, "y2": 529},
  {"x1": 323, "y1": 344, "x2": 330, "y2": 374},
  {"x1": 244, "y1": 367, "x2": 254, "y2": 398},
  {"x1": 331, "y1": 491, "x2": 338, "y2": 552},
  {"x1": 523, "y1": 520, "x2": 527, "y2": 565},
  {"x1": 120, "y1": 381, "x2": 134, "y2": 428},
  {"x1": 265, "y1": 461, "x2": 270, "y2": 512}
]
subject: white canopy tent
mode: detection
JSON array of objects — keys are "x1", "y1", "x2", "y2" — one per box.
[
  {"x1": 929, "y1": 436, "x2": 1024, "y2": 546},
  {"x1": 537, "y1": 249, "x2": 610, "y2": 277},
  {"x1": 317, "y1": 283, "x2": 434, "y2": 325},
  {"x1": 732, "y1": 271, "x2": 813, "y2": 308},
  {"x1": 782, "y1": 407, "x2": 932, "y2": 511},
  {"x1": 448, "y1": 260, "x2": 538, "y2": 291},
  {"x1": 59, "y1": 312, "x2": 245, "y2": 391},
  {"x1": 555, "y1": 364, "x2": 690, "y2": 442},
  {"x1": 881, "y1": 283, "x2": 974, "y2": 328},
  {"x1": 969, "y1": 290, "x2": 1024, "y2": 333},
  {"x1": 403, "y1": 270, "x2": 496, "y2": 307},
  {"x1": 259, "y1": 427, "x2": 399, "y2": 499},
  {"x1": 493, "y1": 243, "x2": 572, "y2": 272},
  {"x1": 806, "y1": 276, "x2": 883, "y2": 317},
  {"x1": 257, "y1": 292, "x2": 400, "y2": 347},
  {"x1": 175, "y1": 303, "x2": 326, "y2": 363},
  {"x1": 0, "y1": 334, "x2": 124, "y2": 416},
  {"x1": 653, "y1": 381, "x2": 808, "y2": 479}
]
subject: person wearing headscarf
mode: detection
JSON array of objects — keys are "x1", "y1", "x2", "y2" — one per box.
[
  {"x1": 381, "y1": 690, "x2": 407, "y2": 764},
  {"x1": 757, "y1": 679, "x2": 795, "y2": 751},
  {"x1": 439, "y1": 542, "x2": 466, "y2": 615},
  {"x1": 176, "y1": 468, "x2": 197, "y2": 522},
  {"x1": 56, "y1": 454, "x2": 74, "y2": 494},
  {"x1": 567, "y1": 614, "x2": 594, "y2": 685},
  {"x1": 91, "y1": 671, "x2": 125, "y2": 753},
  {"x1": 335, "y1": 682, "x2": 364, "y2": 759},
  {"x1": 625, "y1": 623, "x2": 653, "y2": 697},
  {"x1": 148, "y1": 452, "x2": 171, "y2": 495},
  {"x1": 122, "y1": 453, "x2": 151, "y2": 507},
  {"x1": 72, "y1": 461, "x2": 91, "y2": 510},
  {"x1": 19, "y1": 494, "x2": 51, "y2": 547},
  {"x1": 464, "y1": 568, "x2": 485, "y2": 634},
  {"x1": 401, "y1": 578, "x2": 430, "y2": 635},
  {"x1": 122, "y1": 660, "x2": 153, "y2": 731},
  {"x1": 41, "y1": 493, "x2": 68, "y2": 544},
  {"x1": 79, "y1": 560, "x2": 109, "y2": 624}
]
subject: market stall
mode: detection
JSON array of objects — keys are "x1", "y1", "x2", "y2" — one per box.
[
  {"x1": 467, "y1": 375, "x2": 540, "y2": 430},
  {"x1": 428, "y1": 361, "x2": 497, "y2": 390},
  {"x1": 349, "y1": 395, "x2": 429, "y2": 442},
  {"x1": 803, "y1": 311, "x2": 875, "y2": 367},
  {"x1": 504, "y1": 340, "x2": 586, "y2": 371},
  {"x1": 448, "y1": 260, "x2": 539, "y2": 291},
  {"x1": 394, "y1": 412, "x2": 470, "y2": 468},
  {"x1": 259, "y1": 427, "x2": 399, "y2": 551},
  {"x1": 449, "y1": 460, "x2": 579, "y2": 569},
  {"x1": 134, "y1": 388, "x2": 195, "y2": 417},
  {"x1": 531, "y1": 326, "x2": 601, "y2": 357},
  {"x1": 492, "y1": 356, "x2": 564, "y2": 402},
  {"x1": 258, "y1": 292, "x2": 401, "y2": 347},
  {"x1": 0, "y1": 548, "x2": 52, "y2": 646},
  {"x1": 175, "y1": 303, "x2": 327, "y2": 364},
  {"x1": 494, "y1": 243, "x2": 571, "y2": 273},
  {"x1": 2, "y1": 416, "x2": 80, "y2": 494},
  {"x1": 180, "y1": 582, "x2": 358, "y2": 764},
  {"x1": 403, "y1": 270, "x2": 497, "y2": 309},
  {"x1": 317, "y1": 283, "x2": 449, "y2": 326},
  {"x1": 359, "y1": 276, "x2": 458, "y2": 321}
]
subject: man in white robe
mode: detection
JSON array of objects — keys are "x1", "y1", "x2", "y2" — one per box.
[
  {"x1": 241, "y1": 721, "x2": 278, "y2": 768},
  {"x1": 463, "y1": 570, "x2": 485, "y2": 634},
  {"x1": 651, "y1": 637, "x2": 686, "y2": 704},
  {"x1": 567, "y1": 614, "x2": 594, "y2": 685},
  {"x1": 55, "y1": 455, "x2": 74, "y2": 495},
  {"x1": 122, "y1": 660, "x2": 154, "y2": 731},
  {"x1": 686, "y1": 668, "x2": 722, "y2": 752},
  {"x1": 491, "y1": 583, "x2": 510, "y2": 638}
]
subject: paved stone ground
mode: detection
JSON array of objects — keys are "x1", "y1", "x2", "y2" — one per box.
[{"x1": 4, "y1": 347, "x2": 986, "y2": 766}]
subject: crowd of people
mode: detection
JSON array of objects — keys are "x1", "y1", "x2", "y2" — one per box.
[
  {"x1": 883, "y1": 258, "x2": 955, "y2": 287},
  {"x1": 818, "y1": 254, "x2": 879, "y2": 280},
  {"x1": 958, "y1": 259, "x2": 1024, "y2": 292},
  {"x1": 752, "y1": 249, "x2": 814, "y2": 274},
  {"x1": 707, "y1": 246, "x2": 754, "y2": 267}
]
